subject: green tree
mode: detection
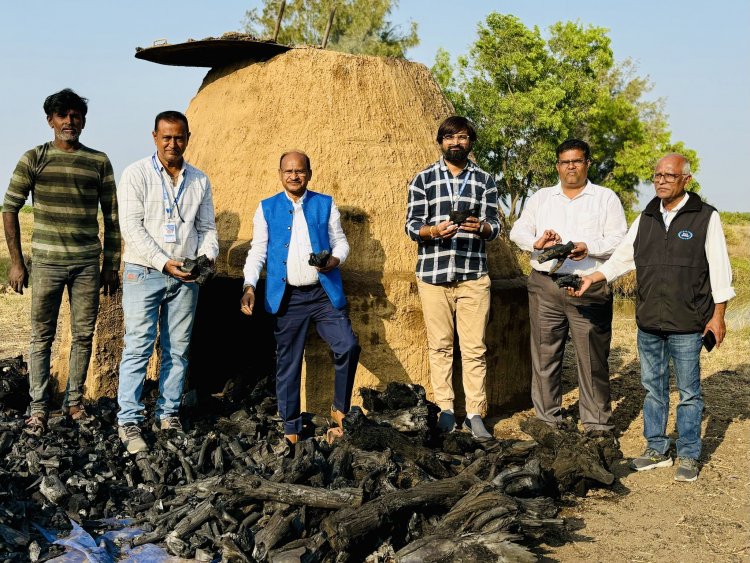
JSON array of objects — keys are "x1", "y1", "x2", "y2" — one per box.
[
  {"x1": 433, "y1": 14, "x2": 698, "y2": 227},
  {"x1": 244, "y1": 0, "x2": 418, "y2": 57}
]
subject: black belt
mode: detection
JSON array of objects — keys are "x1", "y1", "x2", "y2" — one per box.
[{"x1": 290, "y1": 283, "x2": 321, "y2": 292}]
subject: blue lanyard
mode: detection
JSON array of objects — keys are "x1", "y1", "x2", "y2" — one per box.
[
  {"x1": 152, "y1": 154, "x2": 186, "y2": 219},
  {"x1": 441, "y1": 167, "x2": 472, "y2": 207}
]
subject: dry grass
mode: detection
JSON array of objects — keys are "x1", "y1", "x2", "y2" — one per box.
[{"x1": 0, "y1": 208, "x2": 33, "y2": 357}]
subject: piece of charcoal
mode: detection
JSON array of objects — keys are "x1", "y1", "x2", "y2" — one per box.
[
  {"x1": 308, "y1": 249, "x2": 331, "y2": 268},
  {"x1": 537, "y1": 241, "x2": 575, "y2": 264},
  {"x1": 179, "y1": 254, "x2": 216, "y2": 285},
  {"x1": 448, "y1": 206, "x2": 480, "y2": 225},
  {"x1": 554, "y1": 274, "x2": 582, "y2": 290}
]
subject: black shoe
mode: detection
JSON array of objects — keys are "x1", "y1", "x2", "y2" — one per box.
[{"x1": 437, "y1": 411, "x2": 456, "y2": 432}]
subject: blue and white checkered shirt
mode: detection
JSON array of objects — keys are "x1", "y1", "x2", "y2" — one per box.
[{"x1": 405, "y1": 157, "x2": 501, "y2": 284}]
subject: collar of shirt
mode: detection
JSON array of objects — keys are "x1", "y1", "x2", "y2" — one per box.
[
  {"x1": 660, "y1": 191, "x2": 690, "y2": 229},
  {"x1": 153, "y1": 154, "x2": 187, "y2": 176},
  {"x1": 438, "y1": 156, "x2": 476, "y2": 174},
  {"x1": 283, "y1": 189, "x2": 308, "y2": 207},
  {"x1": 552, "y1": 180, "x2": 592, "y2": 199}
]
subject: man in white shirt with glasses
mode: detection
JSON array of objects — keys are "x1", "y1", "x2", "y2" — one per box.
[{"x1": 510, "y1": 139, "x2": 627, "y2": 436}]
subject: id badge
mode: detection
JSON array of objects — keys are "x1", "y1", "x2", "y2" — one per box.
[{"x1": 163, "y1": 222, "x2": 177, "y2": 243}]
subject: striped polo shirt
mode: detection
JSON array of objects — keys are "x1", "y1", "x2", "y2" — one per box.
[{"x1": 3, "y1": 142, "x2": 121, "y2": 269}]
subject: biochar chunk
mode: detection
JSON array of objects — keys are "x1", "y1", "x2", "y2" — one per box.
[{"x1": 307, "y1": 249, "x2": 331, "y2": 268}]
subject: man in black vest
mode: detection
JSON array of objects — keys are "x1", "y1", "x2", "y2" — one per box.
[{"x1": 572, "y1": 153, "x2": 735, "y2": 482}]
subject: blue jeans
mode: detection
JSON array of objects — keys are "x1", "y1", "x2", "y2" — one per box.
[
  {"x1": 117, "y1": 264, "x2": 199, "y2": 425},
  {"x1": 637, "y1": 329, "x2": 703, "y2": 460},
  {"x1": 30, "y1": 262, "x2": 100, "y2": 415}
]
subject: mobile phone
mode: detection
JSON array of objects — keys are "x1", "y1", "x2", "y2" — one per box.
[{"x1": 702, "y1": 330, "x2": 716, "y2": 352}]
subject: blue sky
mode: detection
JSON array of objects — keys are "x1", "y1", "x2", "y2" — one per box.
[{"x1": 1, "y1": 0, "x2": 747, "y2": 211}]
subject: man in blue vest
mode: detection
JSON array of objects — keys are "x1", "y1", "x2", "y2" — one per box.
[
  {"x1": 240, "y1": 151, "x2": 360, "y2": 444},
  {"x1": 572, "y1": 153, "x2": 735, "y2": 482}
]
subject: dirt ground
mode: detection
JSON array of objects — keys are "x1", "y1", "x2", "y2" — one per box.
[{"x1": 492, "y1": 308, "x2": 750, "y2": 562}]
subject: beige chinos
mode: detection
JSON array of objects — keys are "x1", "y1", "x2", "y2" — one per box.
[{"x1": 417, "y1": 274, "x2": 491, "y2": 415}]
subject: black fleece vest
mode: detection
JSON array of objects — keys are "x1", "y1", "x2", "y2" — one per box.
[{"x1": 633, "y1": 193, "x2": 715, "y2": 333}]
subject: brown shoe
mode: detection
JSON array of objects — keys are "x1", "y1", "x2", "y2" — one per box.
[
  {"x1": 284, "y1": 434, "x2": 299, "y2": 444},
  {"x1": 67, "y1": 405, "x2": 92, "y2": 422},
  {"x1": 330, "y1": 406, "x2": 346, "y2": 428}
]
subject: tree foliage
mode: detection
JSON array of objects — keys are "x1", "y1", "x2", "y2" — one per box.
[
  {"x1": 244, "y1": 0, "x2": 418, "y2": 57},
  {"x1": 433, "y1": 14, "x2": 699, "y2": 226}
]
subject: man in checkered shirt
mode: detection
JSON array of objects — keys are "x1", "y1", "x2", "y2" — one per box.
[{"x1": 405, "y1": 116, "x2": 502, "y2": 441}]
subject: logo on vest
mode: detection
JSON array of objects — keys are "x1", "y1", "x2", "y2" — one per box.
[{"x1": 677, "y1": 230, "x2": 693, "y2": 240}]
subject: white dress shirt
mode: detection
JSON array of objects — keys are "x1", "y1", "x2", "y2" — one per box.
[
  {"x1": 598, "y1": 192, "x2": 736, "y2": 304},
  {"x1": 118, "y1": 155, "x2": 218, "y2": 272},
  {"x1": 509, "y1": 181, "x2": 628, "y2": 275},
  {"x1": 243, "y1": 190, "x2": 350, "y2": 288}
]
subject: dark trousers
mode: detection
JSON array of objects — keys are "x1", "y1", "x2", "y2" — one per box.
[
  {"x1": 527, "y1": 270, "x2": 614, "y2": 431},
  {"x1": 30, "y1": 262, "x2": 100, "y2": 415},
  {"x1": 274, "y1": 285, "x2": 360, "y2": 435}
]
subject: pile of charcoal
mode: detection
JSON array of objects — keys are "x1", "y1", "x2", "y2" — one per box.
[{"x1": 0, "y1": 358, "x2": 622, "y2": 562}]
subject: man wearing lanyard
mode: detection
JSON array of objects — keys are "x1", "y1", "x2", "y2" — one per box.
[
  {"x1": 571, "y1": 153, "x2": 734, "y2": 482},
  {"x1": 509, "y1": 139, "x2": 627, "y2": 435},
  {"x1": 405, "y1": 115, "x2": 501, "y2": 440},
  {"x1": 116, "y1": 111, "x2": 218, "y2": 454},
  {"x1": 240, "y1": 150, "x2": 359, "y2": 445}
]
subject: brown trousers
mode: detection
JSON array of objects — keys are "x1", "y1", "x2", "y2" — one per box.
[
  {"x1": 417, "y1": 275, "x2": 491, "y2": 415},
  {"x1": 527, "y1": 270, "x2": 613, "y2": 431}
]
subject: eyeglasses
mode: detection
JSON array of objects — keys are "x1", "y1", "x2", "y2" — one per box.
[
  {"x1": 442, "y1": 134, "x2": 471, "y2": 143},
  {"x1": 282, "y1": 169, "x2": 308, "y2": 177},
  {"x1": 557, "y1": 159, "x2": 588, "y2": 168},
  {"x1": 652, "y1": 172, "x2": 687, "y2": 183}
]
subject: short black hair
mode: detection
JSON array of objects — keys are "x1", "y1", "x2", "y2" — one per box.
[
  {"x1": 154, "y1": 110, "x2": 189, "y2": 132},
  {"x1": 556, "y1": 139, "x2": 591, "y2": 161},
  {"x1": 436, "y1": 115, "x2": 477, "y2": 143},
  {"x1": 279, "y1": 151, "x2": 312, "y2": 171},
  {"x1": 43, "y1": 89, "x2": 88, "y2": 117}
]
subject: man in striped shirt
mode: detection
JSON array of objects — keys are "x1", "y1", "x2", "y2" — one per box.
[
  {"x1": 2, "y1": 89, "x2": 121, "y2": 435},
  {"x1": 405, "y1": 116, "x2": 502, "y2": 440}
]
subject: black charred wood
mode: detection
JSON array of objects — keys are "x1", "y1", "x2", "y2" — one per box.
[
  {"x1": 321, "y1": 457, "x2": 487, "y2": 554},
  {"x1": 554, "y1": 273, "x2": 582, "y2": 290},
  {"x1": 252, "y1": 507, "x2": 299, "y2": 562},
  {"x1": 520, "y1": 417, "x2": 617, "y2": 495},
  {"x1": 537, "y1": 241, "x2": 575, "y2": 263}
]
